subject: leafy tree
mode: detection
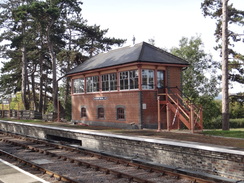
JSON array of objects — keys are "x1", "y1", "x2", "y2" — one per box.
[
  {"x1": 171, "y1": 36, "x2": 220, "y2": 123},
  {"x1": 171, "y1": 36, "x2": 219, "y2": 99},
  {"x1": 230, "y1": 101, "x2": 244, "y2": 118}
]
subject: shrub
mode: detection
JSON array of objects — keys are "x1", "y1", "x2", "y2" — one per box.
[{"x1": 204, "y1": 116, "x2": 244, "y2": 129}]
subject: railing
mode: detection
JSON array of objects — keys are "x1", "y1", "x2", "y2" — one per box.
[{"x1": 157, "y1": 87, "x2": 203, "y2": 132}]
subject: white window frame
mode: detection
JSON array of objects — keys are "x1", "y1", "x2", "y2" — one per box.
[
  {"x1": 157, "y1": 70, "x2": 165, "y2": 89},
  {"x1": 86, "y1": 76, "x2": 99, "y2": 93},
  {"x1": 73, "y1": 78, "x2": 85, "y2": 94},
  {"x1": 142, "y1": 69, "x2": 155, "y2": 90},
  {"x1": 120, "y1": 70, "x2": 138, "y2": 90},
  {"x1": 102, "y1": 73, "x2": 117, "y2": 91}
]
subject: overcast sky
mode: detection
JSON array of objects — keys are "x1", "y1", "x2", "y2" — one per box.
[{"x1": 82, "y1": 0, "x2": 244, "y2": 93}]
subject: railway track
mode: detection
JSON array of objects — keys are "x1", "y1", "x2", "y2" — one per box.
[{"x1": 0, "y1": 131, "x2": 226, "y2": 183}]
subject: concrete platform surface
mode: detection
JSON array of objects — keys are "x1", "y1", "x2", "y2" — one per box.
[{"x1": 0, "y1": 159, "x2": 49, "y2": 183}]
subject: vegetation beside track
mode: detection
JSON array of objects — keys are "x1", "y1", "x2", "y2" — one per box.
[{"x1": 202, "y1": 129, "x2": 244, "y2": 139}]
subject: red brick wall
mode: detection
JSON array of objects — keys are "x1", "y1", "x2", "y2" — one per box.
[
  {"x1": 167, "y1": 67, "x2": 182, "y2": 88},
  {"x1": 141, "y1": 91, "x2": 157, "y2": 127},
  {"x1": 140, "y1": 91, "x2": 168, "y2": 129},
  {"x1": 72, "y1": 91, "x2": 141, "y2": 126}
]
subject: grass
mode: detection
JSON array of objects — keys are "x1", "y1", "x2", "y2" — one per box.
[
  {"x1": 203, "y1": 129, "x2": 244, "y2": 139},
  {"x1": 1, "y1": 118, "x2": 43, "y2": 124}
]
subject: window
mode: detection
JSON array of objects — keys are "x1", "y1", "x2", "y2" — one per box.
[
  {"x1": 97, "y1": 107, "x2": 105, "y2": 119},
  {"x1": 117, "y1": 107, "x2": 125, "y2": 120},
  {"x1": 73, "y1": 78, "x2": 84, "y2": 93},
  {"x1": 110, "y1": 73, "x2": 117, "y2": 91},
  {"x1": 102, "y1": 73, "x2": 117, "y2": 91},
  {"x1": 81, "y1": 107, "x2": 86, "y2": 118},
  {"x1": 86, "y1": 76, "x2": 99, "y2": 92},
  {"x1": 129, "y1": 70, "x2": 139, "y2": 89},
  {"x1": 120, "y1": 70, "x2": 138, "y2": 90},
  {"x1": 157, "y1": 71, "x2": 165, "y2": 88},
  {"x1": 120, "y1": 71, "x2": 129, "y2": 90},
  {"x1": 142, "y1": 69, "x2": 154, "y2": 89}
]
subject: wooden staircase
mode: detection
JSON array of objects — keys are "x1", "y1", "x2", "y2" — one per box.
[{"x1": 157, "y1": 87, "x2": 203, "y2": 133}]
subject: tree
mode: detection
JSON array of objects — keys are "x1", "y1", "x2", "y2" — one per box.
[
  {"x1": 221, "y1": 0, "x2": 229, "y2": 130},
  {"x1": 0, "y1": 0, "x2": 126, "y2": 119},
  {"x1": 201, "y1": 0, "x2": 244, "y2": 130},
  {"x1": 171, "y1": 36, "x2": 219, "y2": 123},
  {"x1": 171, "y1": 36, "x2": 219, "y2": 99}
]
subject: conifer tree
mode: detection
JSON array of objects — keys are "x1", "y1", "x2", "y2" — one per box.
[{"x1": 201, "y1": 0, "x2": 244, "y2": 130}]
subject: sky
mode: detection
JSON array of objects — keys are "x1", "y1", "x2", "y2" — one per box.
[{"x1": 81, "y1": 0, "x2": 244, "y2": 93}]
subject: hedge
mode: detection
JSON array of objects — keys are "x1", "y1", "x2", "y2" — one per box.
[{"x1": 204, "y1": 116, "x2": 244, "y2": 129}]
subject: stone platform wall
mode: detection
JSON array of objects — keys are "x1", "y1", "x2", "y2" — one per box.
[{"x1": 0, "y1": 120, "x2": 243, "y2": 181}]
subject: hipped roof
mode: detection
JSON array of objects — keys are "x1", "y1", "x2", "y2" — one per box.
[{"x1": 66, "y1": 42, "x2": 189, "y2": 76}]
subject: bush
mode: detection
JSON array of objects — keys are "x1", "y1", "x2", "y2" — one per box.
[
  {"x1": 204, "y1": 116, "x2": 244, "y2": 129},
  {"x1": 229, "y1": 118, "x2": 244, "y2": 128}
]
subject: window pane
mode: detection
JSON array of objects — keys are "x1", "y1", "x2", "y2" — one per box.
[
  {"x1": 73, "y1": 78, "x2": 84, "y2": 93},
  {"x1": 102, "y1": 75, "x2": 109, "y2": 91},
  {"x1": 81, "y1": 107, "x2": 86, "y2": 117},
  {"x1": 86, "y1": 76, "x2": 99, "y2": 92},
  {"x1": 120, "y1": 70, "x2": 138, "y2": 90},
  {"x1": 110, "y1": 73, "x2": 117, "y2": 91},
  {"x1": 98, "y1": 107, "x2": 104, "y2": 118},
  {"x1": 142, "y1": 69, "x2": 154, "y2": 89},
  {"x1": 117, "y1": 107, "x2": 125, "y2": 120},
  {"x1": 102, "y1": 73, "x2": 117, "y2": 91},
  {"x1": 86, "y1": 77, "x2": 92, "y2": 92},
  {"x1": 157, "y1": 71, "x2": 164, "y2": 88},
  {"x1": 120, "y1": 71, "x2": 129, "y2": 90},
  {"x1": 93, "y1": 76, "x2": 99, "y2": 92},
  {"x1": 148, "y1": 70, "x2": 154, "y2": 89},
  {"x1": 129, "y1": 70, "x2": 138, "y2": 89}
]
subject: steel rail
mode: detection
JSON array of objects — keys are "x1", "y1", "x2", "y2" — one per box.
[
  {"x1": 0, "y1": 149, "x2": 78, "y2": 183},
  {"x1": 0, "y1": 137, "x2": 155, "y2": 183}
]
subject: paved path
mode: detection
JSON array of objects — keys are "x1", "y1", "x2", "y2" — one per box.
[{"x1": 0, "y1": 159, "x2": 48, "y2": 183}]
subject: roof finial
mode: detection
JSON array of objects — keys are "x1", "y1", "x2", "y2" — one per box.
[{"x1": 132, "y1": 35, "x2": 136, "y2": 45}]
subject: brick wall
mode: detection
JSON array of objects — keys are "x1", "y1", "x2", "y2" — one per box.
[
  {"x1": 140, "y1": 91, "x2": 167, "y2": 129},
  {"x1": 72, "y1": 91, "x2": 141, "y2": 128},
  {"x1": 0, "y1": 121, "x2": 242, "y2": 180},
  {"x1": 167, "y1": 67, "x2": 182, "y2": 88}
]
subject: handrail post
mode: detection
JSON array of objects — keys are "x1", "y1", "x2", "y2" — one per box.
[
  {"x1": 190, "y1": 104, "x2": 194, "y2": 133},
  {"x1": 157, "y1": 96, "x2": 161, "y2": 132},
  {"x1": 177, "y1": 98, "x2": 180, "y2": 130},
  {"x1": 166, "y1": 103, "x2": 170, "y2": 131}
]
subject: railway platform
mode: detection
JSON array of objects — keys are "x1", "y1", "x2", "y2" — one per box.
[
  {"x1": 0, "y1": 120, "x2": 243, "y2": 181},
  {"x1": 0, "y1": 158, "x2": 48, "y2": 183}
]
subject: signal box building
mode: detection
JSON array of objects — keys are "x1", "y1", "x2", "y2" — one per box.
[{"x1": 66, "y1": 42, "x2": 203, "y2": 131}]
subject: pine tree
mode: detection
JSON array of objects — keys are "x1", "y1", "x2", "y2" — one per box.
[
  {"x1": 0, "y1": 0, "x2": 126, "y2": 118},
  {"x1": 201, "y1": 0, "x2": 244, "y2": 130}
]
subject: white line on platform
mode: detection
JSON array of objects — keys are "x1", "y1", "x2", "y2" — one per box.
[{"x1": 0, "y1": 158, "x2": 49, "y2": 183}]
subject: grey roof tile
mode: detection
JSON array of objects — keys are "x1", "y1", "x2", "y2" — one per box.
[{"x1": 66, "y1": 42, "x2": 189, "y2": 75}]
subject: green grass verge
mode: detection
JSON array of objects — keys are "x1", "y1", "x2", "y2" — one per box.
[
  {"x1": 1, "y1": 118, "x2": 43, "y2": 123},
  {"x1": 203, "y1": 129, "x2": 244, "y2": 139}
]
